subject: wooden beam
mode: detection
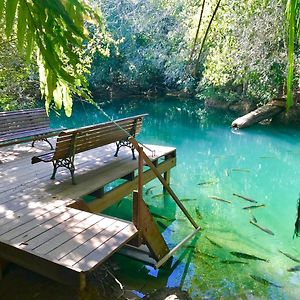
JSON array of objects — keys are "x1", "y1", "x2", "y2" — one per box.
[
  {"x1": 0, "y1": 258, "x2": 9, "y2": 280},
  {"x1": 88, "y1": 187, "x2": 104, "y2": 198},
  {"x1": 0, "y1": 242, "x2": 86, "y2": 290},
  {"x1": 163, "y1": 170, "x2": 170, "y2": 192},
  {"x1": 133, "y1": 192, "x2": 169, "y2": 261},
  {"x1": 121, "y1": 171, "x2": 135, "y2": 181},
  {"x1": 86, "y1": 157, "x2": 176, "y2": 213},
  {"x1": 155, "y1": 226, "x2": 202, "y2": 269},
  {"x1": 67, "y1": 200, "x2": 91, "y2": 212}
]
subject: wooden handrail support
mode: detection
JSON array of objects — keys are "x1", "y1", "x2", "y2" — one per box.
[
  {"x1": 129, "y1": 137, "x2": 199, "y2": 229},
  {"x1": 132, "y1": 146, "x2": 170, "y2": 260},
  {"x1": 131, "y1": 137, "x2": 201, "y2": 267}
]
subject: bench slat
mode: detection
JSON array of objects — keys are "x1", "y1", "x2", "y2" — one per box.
[{"x1": 0, "y1": 108, "x2": 63, "y2": 147}]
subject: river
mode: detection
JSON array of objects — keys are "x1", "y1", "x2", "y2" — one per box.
[{"x1": 51, "y1": 96, "x2": 300, "y2": 299}]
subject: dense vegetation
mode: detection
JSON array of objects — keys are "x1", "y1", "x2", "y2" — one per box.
[{"x1": 0, "y1": 0, "x2": 299, "y2": 113}]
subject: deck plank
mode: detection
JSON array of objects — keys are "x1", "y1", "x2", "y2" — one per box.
[
  {"x1": 74, "y1": 224, "x2": 138, "y2": 271},
  {"x1": 10, "y1": 208, "x2": 82, "y2": 245},
  {"x1": 59, "y1": 221, "x2": 128, "y2": 267},
  {"x1": 0, "y1": 206, "x2": 68, "y2": 240},
  {"x1": 0, "y1": 201, "x2": 65, "y2": 235},
  {"x1": 34, "y1": 214, "x2": 108, "y2": 255},
  {"x1": 0, "y1": 200, "x2": 64, "y2": 226},
  {"x1": 46, "y1": 218, "x2": 117, "y2": 260},
  {"x1": 16, "y1": 210, "x2": 92, "y2": 250}
]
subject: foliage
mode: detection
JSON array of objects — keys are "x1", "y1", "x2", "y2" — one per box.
[
  {"x1": 286, "y1": 0, "x2": 300, "y2": 109},
  {"x1": 90, "y1": 0, "x2": 198, "y2": 94},
  {"x1": 0, "y1": 0, "x2": 105, "y2": 116},
  {"x1": 0, "y1": 0, "x2": 298, "y2": 112},
  {"x1": 0, "y1": 29, "x2": 40, "y2": 111},
  {"x1": 199, "y1": 0, "x2": 287, "y2": 103}
]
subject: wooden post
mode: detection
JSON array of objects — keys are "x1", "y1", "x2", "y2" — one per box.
[
  {"x1": 138, "y1": 147, "x2": 143, "y2": 201},
  {"x1": 163, "y1": 170, "x2": 170, "y2": 193},
  {"x1": 132, "y1": 147, "x2": 145, "y2": 246},
  {"x1": 137, "y1": 146, "x2": 143, "y2": 228}
]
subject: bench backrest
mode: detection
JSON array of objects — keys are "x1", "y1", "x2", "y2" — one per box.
[
  {"x1": 53, "y1": 114, "x2": 147, "y2": 160},
  {"x1": 0, "y1": 108, "x2": 50, "y2": 135}
]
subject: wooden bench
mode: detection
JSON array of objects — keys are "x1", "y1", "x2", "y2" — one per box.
[
  {"x1": 31, "y1": 114, "x2": 148, "y2": 184},
  {"x1": 0, "y1": 108, "x2": 64, "y2": 149}
]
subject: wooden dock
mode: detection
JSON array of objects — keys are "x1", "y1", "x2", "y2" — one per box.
[{"x1": 0, "y1": 140, "x2": 176, "y2": 289}]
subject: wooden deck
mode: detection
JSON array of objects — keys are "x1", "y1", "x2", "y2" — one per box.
[{"x1": 0, "y1": 139, "x2": 176, "y2": 288}]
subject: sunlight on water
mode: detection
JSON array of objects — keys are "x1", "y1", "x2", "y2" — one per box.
[{"x1": 51, "y1": 97, "x2": 300, "y2": 299}]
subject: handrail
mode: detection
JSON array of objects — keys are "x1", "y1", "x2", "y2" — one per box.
[
  {"x1": 132, "y1": 136, "x2": 201, "y2": 268},
  {"x1": 130, "y1": 137, "x2": 199, "y2": 229}
]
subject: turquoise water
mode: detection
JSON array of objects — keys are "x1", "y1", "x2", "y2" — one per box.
[{"x1": 51, "y1": 97, "x2": 300, "y2": 299}]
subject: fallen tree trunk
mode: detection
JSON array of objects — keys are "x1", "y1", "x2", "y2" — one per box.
[{"x1": 231, "y1": 101, "x2": 285, "y2": 129}]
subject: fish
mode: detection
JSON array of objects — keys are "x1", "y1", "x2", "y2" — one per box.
[
  {"x1": 116, "y1": 199, "x2": 123, "y2": 208},
  {"x1": 208, "y1": 196, "x2": 231, "y2": 204},
  {"x1": 278, "y1": 250, "x2": 300, "y2": 263},
  {"x1": 152, "y1": 193, "x2": 165, "y2": 199},
  {"x1": 220, "y1": 260, "x2": 248, "y2": 265},
  {"x1": 151, "y1": 212, "x2": 175, "y2": 222},
  {"x1": 243, "y1": 204, "x2": 265, "y2": 210},
  {"x1": 145, "y1": 186, "x2": 156, "y2": 195},
  {"x1": 287, "y1": 265, "x2": 300, "y2": 272},
  {"x1": 195, "y1": 208, "x2": 203, "y2": 219},
  {"x1": 231, "y1": 168, "x2": 250, "y2": 172},
  {"x1": 250, "y1": 275, "x2": 282, "y2": 288},
  {"x1": 230, "y1": 251, "x2": 269, "y2": 262},
  {"x1": 181, "y1": 198, "x2": 197, "y2": 202},
  {"x1": 198, "y1": 181, "x2": 217, "y2": 186},
  {"x1": 250, "y1": 220, "x2": 274, "y2": 236},
  {"x1": 205, "y1": 236, "x2": 222, "y2": 248},
  {"x1": 251, "y1": 216, "x2": 257, "y2": 223},
  {"x1": 233, "y1": 193, "x2": 257, "y2": 203},
  {"x1": 293, "y1": 196, "x2": 300, "y2": 238}
]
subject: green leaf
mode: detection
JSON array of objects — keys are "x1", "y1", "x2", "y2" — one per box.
[
  {"x1": 17, "y1": 0, "x2": 28, "y2": 52},
  {"x1": 63, "y1": 87, "x2": 72, "y2": 117},
  {"x1": 25, "y1": 29, "x2": 34, "y2": 63},
  {"x1": 0, "y1": 0, "x2": 4, "y2": 20},
  {"x1": 286, "y1": 0, "x2": 296, "y2": 110},
  {"x1": 53, "y1": 83, "x2": 63, "y2": 110},
  {"x1": 5, "y1": 0, "x2": 19, "y2": 38}
]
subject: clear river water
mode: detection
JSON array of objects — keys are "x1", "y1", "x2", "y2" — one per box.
[{"x1": 51, "y1": 97, "x2": 300, "y2": 299}]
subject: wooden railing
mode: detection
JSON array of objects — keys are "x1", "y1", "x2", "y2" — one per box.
[{"x1": 130, "y1": 137, "x2": 201, "y2": 268}]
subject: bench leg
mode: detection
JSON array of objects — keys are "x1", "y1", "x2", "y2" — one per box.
[
  {"x1": 32, "y1": 138, "x2": 54, "y2": 150},
  {"x1": 70, "y1": 165, "x2": 76, "y2": 185},
  {"x1": 51, "y1": 161, "x2": 58, "y2": 180},
  {"x1": 115, "y1": 141, "x2": 136, "y2": 160},
  {"x1": 50, "y1": 158, "x2": 76, "y2": 184},
  {"x1": 131, "y1": 147, "x2": 136, "y2": 160},
  {"x1": 44, "y1": 138, "x2": 54, "y2": 150},
  {"x1": 114, "y1": 143, "x2": 120, "y2": 158}
]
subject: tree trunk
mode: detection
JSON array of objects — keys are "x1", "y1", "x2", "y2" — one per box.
[{"x1": 231, "y1": 101, "x2": 285, "y2": 129}]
